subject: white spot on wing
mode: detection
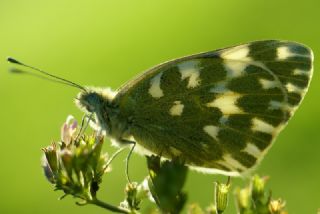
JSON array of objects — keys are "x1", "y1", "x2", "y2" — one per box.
[
  {"x1": 224, "y1": 61, "x2": 248, "y2": 78},
  {"x1": 217, "y1": 154, "x2": 247, "y2": 171},
  {"x1": 285, "y1": 83, "x2": 304, "y2": 94},
  {"x1": 269, "y1": 100, "x2": 284, "y2": 110},
  {"x1": 259, "y1": 79, "x2": 280, "y2": 89},
  {"x1": 243, "y1": 143, "x2": 261, "y2": 158},
  {"x1": 178, "y1": 60, "x2": 201, "y2": 88},
  {"x1": 277, "y1": 46, "x2": 294, "y2": 59},
  {"x1": 220, "y1": 45, "x2": 251, "y2": 60},
  {"x1": 268, "y1": 101, "x2": 293, "y2": 116},
  {"x1": 220, "y1": 45, "x2": 251, "y2": 78},
  {"x1": 203, "y1": 125, "x2": 219, "y2": 141},
  {"x1": 293, "y1": 68, "x2": 309, "y2": 76},
  {"x1": 277, "y1": 45, "x2": 311, "y2": 60},
  {"x1": 169, "y1": 101, "x2": 184, "y2": 116},
  {"x1": 252, "y1": 118, "x2": 275, "y2": 134},
  {"x1": 206, "y1": 92, "x2": 243, "y2": 115},
  {"x1": 148, "y1": 72, "x2": 164, "y2": 98}
]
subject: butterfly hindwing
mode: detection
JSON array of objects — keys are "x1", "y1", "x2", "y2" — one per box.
[{"x1": 113, "y1": 40, "x2": 313, "y2": 175}]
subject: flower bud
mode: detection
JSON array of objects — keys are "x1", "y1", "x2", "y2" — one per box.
[
  {"x1": 59, "y1": 149, "x2": 73, "y2": 179},
  {"x1": 135, "y1": 178, "x2": 150, "y2": 201},
  {"x1": 235, "y1": 187, "x2": 251, "y2": 210},
  {"x1": 252, "y1": 175, "x2": 268, "y2": 199},
  {"x1": 42, "y1": 144, "x2": 58, "y2": 175},
  {"x1": 269, "y1": 199, "x2": 286, "y2": 213},
  {"x1": 61, "y1": 115, "x2": 78, "y2": 145},
  {"x1": 188, "y1": 203, "x2": 204, "y2": 214},
  {"x1": 205, "y1": 204, "x2": 217, "y2": 214},
  {"x1": 215, "y1": 181, "x2": 230, "y2": 213}
]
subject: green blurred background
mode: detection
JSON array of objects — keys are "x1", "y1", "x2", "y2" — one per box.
[{"x1": 0, "y1": 0, "x2": 319, "y2": 213}]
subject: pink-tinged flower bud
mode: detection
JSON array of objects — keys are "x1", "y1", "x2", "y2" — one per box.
[{"x1": 61, "y1": 115, "x2": 78, "y2": 145}]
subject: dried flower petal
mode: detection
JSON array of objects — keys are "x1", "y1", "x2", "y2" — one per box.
[
  {"x1": 42, "y1": 144, "x2": 58, "y2": 173},
  {"x1": 41, "y1": 155, "x2": 55, "y2": 183}
]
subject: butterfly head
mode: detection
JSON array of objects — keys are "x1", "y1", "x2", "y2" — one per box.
[
  {"x1": 75, "y1": 87, "x2": 118, "y2": 134},
  {"x1": 76, "y1": 91, "x2": 100, "y2": 113},
  {"x1": 75, "y1": 87, "x2": 116, "y2": 113}
]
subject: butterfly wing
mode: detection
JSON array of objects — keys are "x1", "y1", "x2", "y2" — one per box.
[{"x1": 113, "y1": 40, "x2": 313, "y2": 175}]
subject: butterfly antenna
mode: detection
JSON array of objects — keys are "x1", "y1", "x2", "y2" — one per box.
[{"x1": 7, "y1": 57, "x2": 87, "y2": 92}]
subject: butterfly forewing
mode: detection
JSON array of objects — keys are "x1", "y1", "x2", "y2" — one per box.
[{"x1": 113, "y1": 40, "x2": 313, "y2": 175}]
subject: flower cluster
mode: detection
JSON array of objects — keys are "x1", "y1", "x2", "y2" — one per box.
[
  {"x1": 42, "y1": 116, "x2": 109, "y2": 201},
  {"x1": 235, "y1": 175, "x2": 288, "y2": 214}
]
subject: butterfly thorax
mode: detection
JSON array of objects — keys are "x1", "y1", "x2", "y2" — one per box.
[{"x1": 76, "y1": 88, "x2": 130, "y2": 141}]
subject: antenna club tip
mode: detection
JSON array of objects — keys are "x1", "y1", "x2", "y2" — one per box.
[{"x1": 7, "y1": 57, "x2": 21, "y2": 64}]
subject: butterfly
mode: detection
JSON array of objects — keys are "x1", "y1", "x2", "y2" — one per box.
[{"x1": 9, "y1": 40, "x2": 314, "y2": 176}]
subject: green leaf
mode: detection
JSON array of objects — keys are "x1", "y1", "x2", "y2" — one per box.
[{"x1": 146, "y1": 156, "x2": 188, "y2": 214}]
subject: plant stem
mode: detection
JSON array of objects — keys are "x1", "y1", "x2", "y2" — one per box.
[{"x1": 89, "y1": 198, "x2": 130, "y2": 214}]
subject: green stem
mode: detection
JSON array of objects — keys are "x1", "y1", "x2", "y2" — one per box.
[{"x1": 89, "y1": 198, "x2": 130, "y2": 214}]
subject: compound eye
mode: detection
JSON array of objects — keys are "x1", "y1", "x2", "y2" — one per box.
[{"x1": 85, "y1": 105, "x2": 95, "y2": 112}]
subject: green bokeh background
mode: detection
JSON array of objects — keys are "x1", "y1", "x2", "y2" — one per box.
[{"x1": 0, "y1": 0, "x2": 319, "y2": 213}]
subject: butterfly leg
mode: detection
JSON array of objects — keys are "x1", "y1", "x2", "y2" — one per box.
[
  {"x1": 76, "y1": 113, "x2": 94, "y2": 140},
  {"x1": 118, "y1": 139, "x2": 136, "y2": 184},
  {"x1": 100, "y1": 147, "x2": 127, "y2": 175}
]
